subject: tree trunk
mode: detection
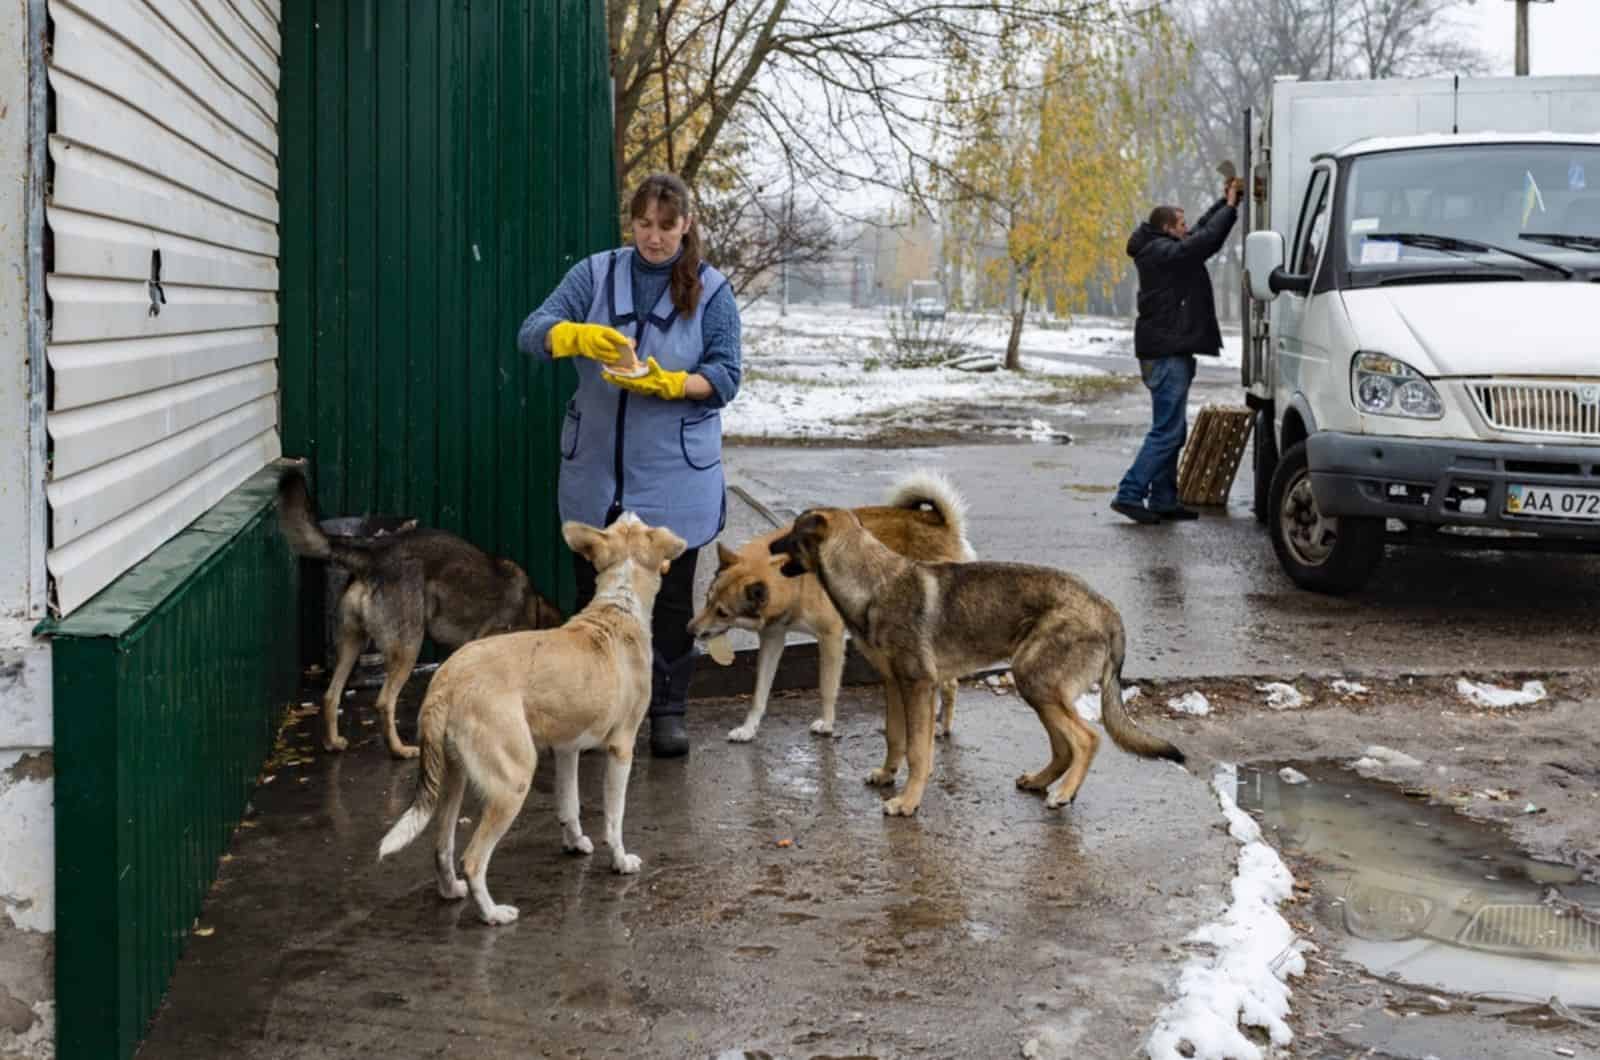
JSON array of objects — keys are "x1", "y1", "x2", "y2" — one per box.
[{"x1": 1005, "y1": 277, "x2": 1029, "y2": 371}]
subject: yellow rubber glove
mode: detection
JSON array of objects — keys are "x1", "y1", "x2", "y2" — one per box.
[
  {"x1": 548, "y1": 321, "x2": 630, "y2": 365},
  {"x1": 602, "y1": 356, "x2": 688, "y2": 401}
]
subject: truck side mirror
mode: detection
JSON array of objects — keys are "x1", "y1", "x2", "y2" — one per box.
[{"x1": 1245, "y1": 231, "x2": 1286, "y2": 302}]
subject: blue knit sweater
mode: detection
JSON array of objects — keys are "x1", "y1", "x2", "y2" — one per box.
[{"x1": 517, "y1": 248, "x2": 742, "y2": 408}]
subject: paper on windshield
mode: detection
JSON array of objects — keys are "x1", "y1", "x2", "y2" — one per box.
[{"x1": 1359, "y1": 239, "x2": 1401, "y2": 265}]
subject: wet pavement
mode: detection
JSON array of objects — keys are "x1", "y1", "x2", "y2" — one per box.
[
  {"x1": 723, "y1": 359, "x2": 1600, "y2": 680},
  {"x1": 138, "y1": 682, "x2": 1231, "y2": 1059},
  {"x1": 135, "y1": 352, "x2": 1600, "y2": 1059},
  {"x1": 1237, "y1": 761, "x2": 1600, "y2": 1007}
]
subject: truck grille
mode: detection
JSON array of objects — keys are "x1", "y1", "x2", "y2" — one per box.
[
  {"x1": 1458, "y1": 903, "x2": 1600, "y2": 958},
  {"x1": 1470, "y1": 381, "x2": 1600, "y2": 439}
]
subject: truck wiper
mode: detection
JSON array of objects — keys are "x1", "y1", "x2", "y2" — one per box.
[
  {"x1": 1366, "y1": 231, "x2": 1575, "y2": 278},
  {"x1": 1519, "y1": 231, "x2": 1600, "y2": 253}
]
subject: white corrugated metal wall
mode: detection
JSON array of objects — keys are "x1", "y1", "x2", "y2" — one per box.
[{"x1": 45, "y1": 0, "x2": 282, "y2": 614}]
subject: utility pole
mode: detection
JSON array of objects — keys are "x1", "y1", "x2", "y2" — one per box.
[{"x1": 1510, "y1": 0, "x2": 1555, "y2": 77}]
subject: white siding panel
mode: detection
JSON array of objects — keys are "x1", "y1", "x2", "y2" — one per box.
[
  {"x1": 195, "y1": 0, "x2": 280, "y2": 92},
  {"x1": 48, "y1": 362, "x2": 277, "y2": 477},
  {"x1": 49, "y1": 396, "x2": 277, "y2": 544},
  {"x1": 46, "y1": 0, "x2": 281, "y2": 615},
  {"x1": 51, "y1": 210, "x2": 277, "y2": 292},
  {"x1": 61, "y1": 0, "x2": 278, "y2": 154},
  {"x1": 226, "y1": 0, "x2": 280, "y2": 61},
  {"x1": 47, "y1": 278, "x2": 277, "y2": 344},
  {"x1": 51, "y1": 141, "x2": 278, "y2": 256},
  {"x1": 46, "y1": 431, "x2": 281, "y2": 614},
  {"x1": 52, "y1": 5, "x2": 276, "y2": 184},
  {"x1": 53, "y1": 74, "x2": 277, "y2": 224},
  {"x1": 49, "y1": 329, "x2": 277, "y2": 411},
  {"x1": 151, "y1": 0, "x2": 278, "y2": 118}
]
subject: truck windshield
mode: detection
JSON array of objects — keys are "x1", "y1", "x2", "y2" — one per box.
[{"x1": 1341, "y1": 143, "x2": 1600, "y2": 286}]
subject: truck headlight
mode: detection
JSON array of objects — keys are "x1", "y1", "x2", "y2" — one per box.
[{"x1": 1351, "y1": 352, "x2": 1443, "y2": 419}]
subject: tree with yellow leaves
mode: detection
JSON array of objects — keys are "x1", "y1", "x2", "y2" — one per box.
[{"x1": 937, "y1": 13, "x2": 1184, "y2": 370}]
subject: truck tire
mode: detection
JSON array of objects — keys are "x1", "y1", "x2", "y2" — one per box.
[
  {"x1": 1251, "y1": 408, "x2": 1277, "y2": 526},
  {"x1": 1268, "y1": 440, "x2": 1383, "y2": 594}
]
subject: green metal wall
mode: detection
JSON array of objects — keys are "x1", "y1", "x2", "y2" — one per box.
[
  {"x1": 278, "y1": 0, "x2": 617, "y2": 611},
  {"x1": 51, "y1": 465, "x2": 301, "y2": 1060}
]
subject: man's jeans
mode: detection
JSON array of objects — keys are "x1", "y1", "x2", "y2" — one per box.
[{"x1": 1115, "y1": 354, "x2": 1196, "y2": 512}]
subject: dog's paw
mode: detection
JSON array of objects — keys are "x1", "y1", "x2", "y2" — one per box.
[
  {"x1": 612, "y1": 853, "x2": 643, "y2": 875},
  {"x1": 727, "y1": 724, "x2": 758, "y2": 743},
  {"x1": 882, "y1": 796, "x2": 920, "y2": 817},
  {"x1": 438, "y1": 878, "x2": 468, "y2": 900},
  {"x1": 1015, "y1": 772, "x2": 1051, "y2": 792},
  {"x1": 865, "y1": 768, "x2": 897, "y2": 787},
  {"x1": 564, "y1": 835, "x2": 595, "y2": 856},
  {"x1": 1045, "y1": 790, "x2": 1078, "y2": 810},
  {"x1": 809, "y1": 719, "x2": 835, "y2": 737},
  {"x1": 323, "y1": 734, "x2": 348, "y2": 753},
  {"x1": 479, "y1": 903, "x2": 520, "y2": 926},
  {"x1": 389, "y1": 744, "x2": 421, "y2": 760},
  {"x1": 933, "y1": 723, "x2": 949, "y2": 740}
]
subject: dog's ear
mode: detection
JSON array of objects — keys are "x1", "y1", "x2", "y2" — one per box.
[
  {"x1": 649, "y1": 526, "x2": 688, "y2": 565},
  {"x1": 744, "y1": 580, "x2": 768, "y2": 611},
  {"x1": 716, "y1": 542, "x2": 738, "y2": 570},
  {"x1": 562, "y1": 521, "x2": 612, "y2": 568}
]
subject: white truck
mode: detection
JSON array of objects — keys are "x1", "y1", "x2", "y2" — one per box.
[{"x1": 1241, "y1": 75, "x2": 1600, "y2": 592}]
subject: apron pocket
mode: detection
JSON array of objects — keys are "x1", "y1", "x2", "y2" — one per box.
[
  {"x1": 680, "y1": 411, "x2": 721, "y2": 470},
  {"x1": 560, "y1": 404, "x2": 581, "y2": 460}
]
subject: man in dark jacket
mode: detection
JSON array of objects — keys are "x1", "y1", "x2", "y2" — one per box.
[{"x1": 1111, "y1": 178, "x2": 1242, "y2": 524}]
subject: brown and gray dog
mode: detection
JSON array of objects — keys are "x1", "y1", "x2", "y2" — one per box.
[
  {"x1": 277, "y1": 468, "x2": 561, "y2": 758},
  {"x1": 689, "y1": 472, "x2": 975, "y2": 744},
  {"x1": 378, "y1": 514, "x2": 686, "y2": 925},
  {"x1": 769, "y1": 508, "x2": 1184, "y2": 816}
]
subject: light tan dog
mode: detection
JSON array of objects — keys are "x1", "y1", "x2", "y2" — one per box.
[
  {"x1": 689, "y1": 473, "x2": 976, "y2": 743},
  {"x1": 377, "y1": 513, "x2": 686, "y2": 925},
  {"x1": 769, "y1": 508, "x2": 1184, "y2": 816}
]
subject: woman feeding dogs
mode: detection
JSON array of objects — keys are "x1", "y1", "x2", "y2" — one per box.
[{"x1": 518, "y1": 172, "x2": 741, "y2": 758}]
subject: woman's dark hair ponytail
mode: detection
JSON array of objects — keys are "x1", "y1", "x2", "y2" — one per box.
[{"x1": 630, "y1": 173, "x2": 703, "y2": 317}]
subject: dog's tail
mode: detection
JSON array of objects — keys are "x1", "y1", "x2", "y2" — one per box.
[
  {"x1": 886, "y1": 471, "x2": 976, "y2": 560},
  {"x1": 277, "y1": 467, "x2": 374, "y2": 573},
  {"x1": 1098, "y1": 623, "x2": 1185, "y2": 764},
  {"x1": 378, "y1": 692, "x2": 451, "y2": 859}
]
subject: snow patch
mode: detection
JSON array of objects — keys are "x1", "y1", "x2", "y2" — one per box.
[
  {"x1": 1455, "y1": 677, "x2": 1547, "y2": 709},
  {"x1": 1277, "y1": 767, "x2": 1309, "y2": 786},
  {"x1": 1353, "y1": 745, "x2": 1423, "y2": 771},
  {"x1": 1145, "y1": 766, "x2": 1307, "y2": 1060},
  {"x1": 1330, "y1": 679, "x2": 1369, "y2": 696},
  {"x1": 1167, "y1": 691, "x2": 1211, "y2": 716},
  {"x1": 1256, "y1": 682, "x2": 1307, "y2": 710},
  {"x1": 1072, "y1": 684, "x2": 1140, "y2": 723}
]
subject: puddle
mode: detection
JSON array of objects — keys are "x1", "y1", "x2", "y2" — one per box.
[{"x1": 1237, "y1": 761, "x2": 1600, "y2": 1007}]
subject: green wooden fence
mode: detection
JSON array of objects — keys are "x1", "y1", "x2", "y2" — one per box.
[
  {"x1": 278, "y1": 0, "x2": 617, "y2": 613},
  {"x1": 51, "y1": 466, "x2": 301, "y2": 1060}
]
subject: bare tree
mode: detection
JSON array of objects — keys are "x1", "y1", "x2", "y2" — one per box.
[
  {"x1": 607, "y1": 1, "x2": 1140, "y2": 211},
  {"x1": 696, "y1": 179, "x2": 837, "y2": 299}
]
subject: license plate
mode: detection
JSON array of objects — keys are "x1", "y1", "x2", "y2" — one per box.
[{"x1": 1505, "y1": 484, "x2": 1600, "y2": 521}]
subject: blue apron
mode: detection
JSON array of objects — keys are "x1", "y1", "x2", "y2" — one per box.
[{"x1": 557, "y1": 248, "x2": 729, "y2": 548}]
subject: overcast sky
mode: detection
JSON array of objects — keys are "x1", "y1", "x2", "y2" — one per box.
[{"x1": 1458, "y1": 0, "x2": 1600, "y2": 77}]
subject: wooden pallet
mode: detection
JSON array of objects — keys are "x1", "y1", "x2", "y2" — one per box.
[{"x1": 1177, "y1": 405, "x2": 1255, "y2": 506}]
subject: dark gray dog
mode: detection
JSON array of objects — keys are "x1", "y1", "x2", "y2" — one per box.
[{"x1": 277, "y1": 469, "x2": 561, "y2": 757}]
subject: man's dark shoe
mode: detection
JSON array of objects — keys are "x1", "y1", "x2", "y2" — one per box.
[
  {"x1": 1153, "y1": 505, "x2": 1200, "y2": 521},
  {"x1": 1110, "y1": 500, "x2": 1161, "y2": 525},
  {"x1": 649, "y1": 715, "x2": 690, "y2": 758}
]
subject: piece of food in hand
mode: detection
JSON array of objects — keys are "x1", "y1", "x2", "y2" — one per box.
[{"x1": 607, "y1": 338, "x2": 648, "y2": 378}]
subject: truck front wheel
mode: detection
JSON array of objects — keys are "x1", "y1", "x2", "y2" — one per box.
[{"x1": 1269, "y1": 440, "x2": 1383, "y2": 593}]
